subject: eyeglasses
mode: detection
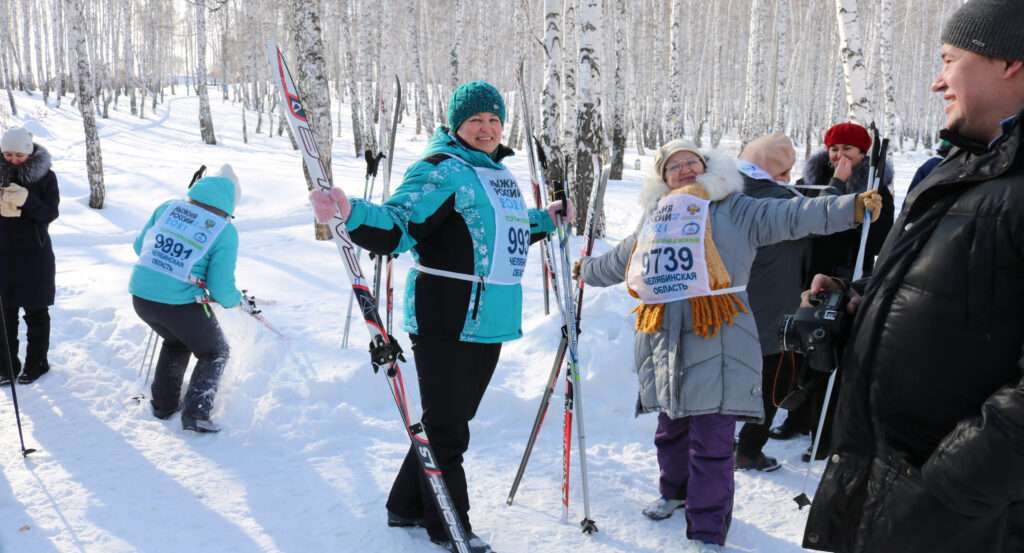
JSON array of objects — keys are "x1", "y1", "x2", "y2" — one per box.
[{"x1": 665, "y1": 159, "x2": 703, "y2": 174}]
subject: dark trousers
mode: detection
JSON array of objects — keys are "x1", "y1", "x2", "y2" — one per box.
[
  {"x1": 132, "y1": 296, "x2": 229, "y2": 420},
  {"x1": 386, "y1": 335, "x2": 500, "y2": 541},
  {"x1": 3, "y1": 305, "x2": 50, "y2": 375},
  {"x1": 737, "y1": 352, "x2": 800, "y2": 458},
  {"x1": 655, "y1": 413, "x2": 737, "y2": 546}
]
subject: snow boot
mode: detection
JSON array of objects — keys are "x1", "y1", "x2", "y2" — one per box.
[
  {"x1": 688, "y1": 539, "x2": 724, "y2": 552},
  {"x1": 151, "y1": 400, "x2": 179, "y2": 420},
  {"x1": 642, "y1": 497, "x2": 686, "y2": 521},
  {"x1": 181, "y1": 414, "x2": 221, "y2": 433},
  {"x1": 18, "y1": 359, "x2": 49, "y2": 385},
  {"x1": 735, "y1": 452, "x2": 781, "y2": 472},
  {"x1": 387, "y1": 510, "x2": 424, "y2": 528},
  {"x1": 431, "y1": 532, "x2": 494, "y2": 553}
]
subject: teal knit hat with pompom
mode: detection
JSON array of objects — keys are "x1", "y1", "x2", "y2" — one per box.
[{"x1": 447, "y1": 81, "x2": 506, "y2": 132}]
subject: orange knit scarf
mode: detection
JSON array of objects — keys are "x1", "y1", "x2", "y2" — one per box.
[{"x1": 628, "y1": 184, "x2": 747, "y2": 338}]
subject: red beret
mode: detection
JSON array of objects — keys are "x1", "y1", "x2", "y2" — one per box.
[{"x1": 824, "y1": 122, "x2": 871, "y2": 153}]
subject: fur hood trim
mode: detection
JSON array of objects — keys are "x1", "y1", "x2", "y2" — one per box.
[
  {"x1": 640, "y1": 148, "x2": 742, "y2": 212},
  {"x1": 0, "y1": 144, "x2": 52, "y2": 185}
]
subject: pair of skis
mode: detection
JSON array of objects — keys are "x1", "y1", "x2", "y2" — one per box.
[
  {"x1": 506, "y1": 62, "x2": 603, "y2": 535},
  {"x1": 268, "y1": 46, "x2": 471, "y2": 552}
]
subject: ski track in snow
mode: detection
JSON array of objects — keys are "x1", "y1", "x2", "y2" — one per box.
[{"x1": 0, "y1": 89, "x2": 925, "y2": 553}]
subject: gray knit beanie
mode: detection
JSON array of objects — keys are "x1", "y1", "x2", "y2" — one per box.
[
  {"x1": 1, "y1": 127, "x2": 33, "y2": 155},
  {"x1": 941, "y1": 0, "x2": 1024, "y2": 61}
]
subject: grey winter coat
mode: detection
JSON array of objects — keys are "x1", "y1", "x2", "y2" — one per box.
[{"x1": 579, "y1": 150, "x2": 859, "y2": 422}]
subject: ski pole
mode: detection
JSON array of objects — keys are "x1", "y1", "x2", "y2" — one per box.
[
  {"x1": 342, "y1": 154, "x2": 383, "y2": 349},
  {"x1": 795, "y1": 126, "x2": 889, "y2": 509},
  {"x1": 0, "y1": 297, "x2": 37, "y2": 457}
]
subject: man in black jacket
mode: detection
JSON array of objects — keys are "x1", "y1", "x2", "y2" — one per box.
[{"x1": 802, "y1": 1, "x2": 1024, "y2": 552}]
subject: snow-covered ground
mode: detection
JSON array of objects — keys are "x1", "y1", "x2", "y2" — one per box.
[{"x1": 0, "y1": 89, "x2": 925, "y2": 553}]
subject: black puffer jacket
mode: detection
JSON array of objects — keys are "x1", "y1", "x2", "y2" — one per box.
[
  {"x1": 0, "y1": 144, "x2": 60, "y2": 307},
  {"x1": 803, "y1": 112, "x2": 1024, "y2": 553},
  {"x1": 802, "y1": 151, "x2": 894, "y2": 280}
]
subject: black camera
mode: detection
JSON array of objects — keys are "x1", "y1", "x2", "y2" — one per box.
[
  {"x1": 777, "y1": 290, "x2": 849, "y2": 410},
  {"x1": 779, "y1": 290, "x2": 849, "y2": 372}
]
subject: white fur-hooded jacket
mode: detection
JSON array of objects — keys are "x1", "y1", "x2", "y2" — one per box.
[{"x1": 579, "y1": 147, "x2": 861, "y2": 421}]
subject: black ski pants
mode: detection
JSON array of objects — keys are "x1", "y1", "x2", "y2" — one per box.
[
  {"x1": 132, "y1": 296, "x2": 229, "y2": 420},
  {"x1": 737, "y1": 352, "x2": 799, "y2": 458},
  {"x1": 386, "y1": 335, "x2": 501, "y2": 541},
  {"x1": 3, "y1": 305, "x2": 50, "y2": 376}
]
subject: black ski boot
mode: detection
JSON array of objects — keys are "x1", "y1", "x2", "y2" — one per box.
[{"x1": 431, "y1": 532, "x2": 495, "y2": 553}]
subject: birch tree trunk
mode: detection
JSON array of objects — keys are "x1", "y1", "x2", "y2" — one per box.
[
  {"x1": 771, "y1": 0, "x2": 790, "y2": 133},
  {"x1": 666, "y1": 0, "x2": 685, "y2": 138},
  {"x1": 741, "y1": 0, "x2": 770, "y2": 142},
  {"x1": 449, "y1": 0, "x2": 462, "y2": 90},
  {"x1": 53, "y1": 0, "x2": 65, "y2": 101},
  {"x1": 540, "y1": 0, "x2": 564, "y2": 189},
  {"x1": 834, "y1": 0, "x2": 872, "y2": 124},
  {"x1": 609, "y1": 0, "x2": 627, "y2": 180},
  {"x1": 339, "y1": 0, "x2": 364, "y2": 156},
  {"x1": 561, "y1": 0, "x2": 577, "y2": 193},
  {"x1": 69, "y1": 0, "x2": 105, "y2": 209},
  {"x1": 293, "y1": 0, "x2": 333, "y2": 240},
  {"x1": 20, "y1": 0, "x2": 36, "y2": 91},
  {"x1": 409, "y1": 0, "x2": 434, "y2": 135},
  {"x1": 878, "y1": 0, "x2": 898, "y2": 142},
  {"x1": 574, "y1": 0, "x2": 602, "y2": 233},
  {"x1": 195, "y1": 0, "x2": 217, "y2": 144}
]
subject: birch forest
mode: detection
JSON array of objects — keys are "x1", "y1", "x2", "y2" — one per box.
[{"x1": 0, "y1": 0, "x2": 960, "y2": 220}]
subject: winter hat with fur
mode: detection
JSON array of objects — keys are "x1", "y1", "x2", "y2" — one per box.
[
  {"x1": 447, "y1": 80, "x2": 506, "y2": 132},
  {"x1": 942, "y1": 0, "x2": 1024, "y2": 61},
  {"x1": 739, "y1": 133, "x2": 796, "y2": 180},
  {"x1": 824, "y1": 122, "x2": 871, "y2": 153},
  {"x1": 1, "y1": 127, "x2": 34, "y2": 155},
  {"x1": 654, "y1": 139, "x2": 706, "y2": 180}
]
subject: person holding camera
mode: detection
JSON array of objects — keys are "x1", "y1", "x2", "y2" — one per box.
[
  {"x1": 801, "y1": 2, "x2": 1024, "y2": 552},
  {"x1": 0, "y1": 127, "x2": 59, "y2": 386},
  {"x1": 575, "y1": 139, "x2": 880, "y2": 552},
  {"x1": 130, "y1": 164, "x2": 245, "y2": 434}
]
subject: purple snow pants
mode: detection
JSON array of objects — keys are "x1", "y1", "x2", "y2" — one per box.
[{"x1": 655, "y1": 412, "x2": 737, "y2": 546}]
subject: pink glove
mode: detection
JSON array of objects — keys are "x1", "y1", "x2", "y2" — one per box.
[
  {"x1": 310, "y1": 187, "x2": 351, "y2": 224},
  {"x1": 546, "y1": 199, "x2": 576, "y2": 224}
]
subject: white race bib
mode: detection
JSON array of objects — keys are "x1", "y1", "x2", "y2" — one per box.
[
  {"x1": 136, "y1": 200, "x2": 229, "y2": 283},
  {"x1": 474, "y1": 165, "x2": 530, "y2": 285},
  {"x1": 627, "y1": 193, "x2": 714, "y2": 303}
]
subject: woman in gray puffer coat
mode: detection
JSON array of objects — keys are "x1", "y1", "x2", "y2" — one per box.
[{"x1": 576, "y1": 139, "x2": 880, "y2": 552}]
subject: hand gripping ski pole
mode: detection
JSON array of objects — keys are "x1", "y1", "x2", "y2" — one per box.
[{"x1": 268, "y1": 45, "x2": 471, "y2": 552}]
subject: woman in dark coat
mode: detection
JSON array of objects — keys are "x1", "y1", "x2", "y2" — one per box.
[
  {"x1": 0, "y1": 127, "x2": 59, "y2": 385},
  {"x1": 801, "y1": 122, "x2": 895, "y2": 281}
]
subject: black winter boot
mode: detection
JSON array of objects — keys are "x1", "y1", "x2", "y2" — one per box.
[{"x1": 19, "y1": 308, "x2": 50, "y2": 384}]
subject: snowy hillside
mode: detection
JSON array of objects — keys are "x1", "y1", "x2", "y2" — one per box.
[{"x1": 0, "y1": 90, "x2": 924, "y2": 553}]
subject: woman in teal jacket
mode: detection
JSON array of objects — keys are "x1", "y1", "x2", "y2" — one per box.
[
  {"x1": 312, "y1": 81, "x2": 571, "y2": 552},
  {"x1": 129, "y1": 165, "x2": 243, "y2": 433}
]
